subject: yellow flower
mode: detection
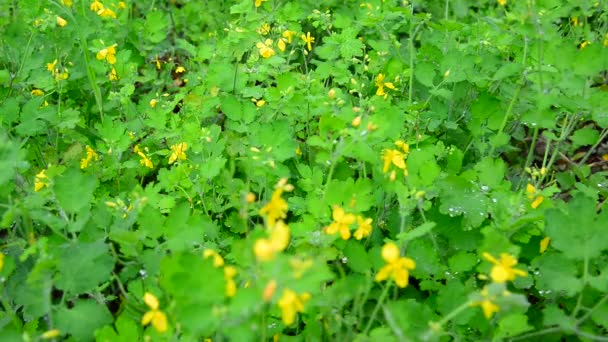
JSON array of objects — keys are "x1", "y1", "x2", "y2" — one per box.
[
  {"x1": 133, "y1": 145, "x2": 153, "y2": 168},
  {"x1": 56, "y1": 16, "x2": 67, "y2": 27},
  {"x1": 175, "y1": 66, "x2": 186, "y2": 73},
  {"x1": 142, "y1": 292, "x2": 168, "y2": 333},
  {"x1": 497, "y1": 0, "x2": 507, "y2": 6},
  {"x1": 571, "y1": 17, "x2": 579, "y2": 27},
  {"x1": 34, "y1": 169, "x2": 49, "y2": 192},
  {"x1": 31, "y1": 89, "x2": 44, "y2": 96},
  {"x1": 471, "y1": 286, "x2": 500, "y2": 319},
  {"x1": 47, "y1": 59, "x2": 58, "y2": 75},
  {"x1": 301, "y1": 32, "x2": 315, "y2": 51},
  {"x1": 482, "y1": 252, "x2": 527, "y2": 283},
  {"x1": 324, "y1": 205, "x2": 356, "y2": 240},
  {"x1": 579, "y1": 41, "x2": 591, "y2": 49},
  {"x1": 381, "y1": 149, "x2": 406, "y2": 173},
  {"x1": 375, "y1": 242, "x2": 416, "y2": 288},
  {"x1": 352, "y1": 115, "x2": 362, "y2": 127},
  {"x1": 90, "y1": 0, "x2": 104, "y2": 11},
  {"x1": 256, "y1": 39, "x2": 276, "y2": 59},
  {"x1": 41, "y1": 329, "x2": 61, "y2": 339},
  {"x1": 168, "y1": 142, "x2": 188, "y2": 164},
  {"x1": 525, "y1": 183, "x2": 544, "y2": 209},
  {"x1": 278, "y1": 39, "x2": 286, "y2": 52},
  {"x1": 0, "y1": 252, "x2": 4, "y2": 272},
  {"x1": 61, "y1": 0, "x2": 73, "y2": 6},
  {"x1": 282, "y1": 30, "x2": 296, "y2": 43},
  {"x1": 263, "y1": 279, "x2": 277, "y2": 302},
  {"x1": 255, "y1": 0, "x2": 267, "y2": 7},
  {"x1": 109, "y1": 67, "x2": 119, "y2": 81},
  {"x1": 259, "y1": 187, "x2": 289, "y2": 227},
  {"x1": 80, "y1": 145, "x2": 99, "y2": 169},
  {"x1": 278, "y1": 289, "x2": 310, "y2": 325},
  {"x1": 603, "y1": 33, "x2": 608, "y2": 47},
  {"x1": 254, "y1": 221, "x2": 291, "y2": 261},
  {"x1": 254, "y1": 238, "x2": 275, "y2": 261},
  {"x1": 203, "y1": 249, "x2": 225, "y2": 267},
  {"x1": 96, "y1": 44, "x2": 117, "y2": 64},
  {"x1": 149, "y1": 99, "x2": 158, "y2": 108},
  {"x1": 97, "y1": 8, "x2": 117, "y2": 18},
  {"x1": 375, "y1": 73, "x2": 396, "y2": 96},
  {"x1": 289, "y1": 257, "x2": 313, "y2": 279},
  {"x1": 224, "y1": 266, "x2": 237, "y2": 297},
  {"x1": 353, "y1": 216, "x2": 372, "y2": 240},
  {"x1": 257, "y1": 23, "x2": 271, "y2": 35},
  {"x1": 118, "y1": 1, "x2": 126, "y2": 9},
  {"x1": 540, "y1": 237, "x2": 551, "y2": 253}
]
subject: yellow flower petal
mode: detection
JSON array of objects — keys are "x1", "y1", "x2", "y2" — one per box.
[
  {"x1": 143, "y1": 292, "x2": 159, "y2": 310},
  {"x1": 540, "y1": 237, "x2": 551, "y2": 253}
]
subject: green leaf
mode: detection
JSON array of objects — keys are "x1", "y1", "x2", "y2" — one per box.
[
  {"x1": 53, "y1": 168, "x2": 98, "y2": 214},
  {"x1": 55, "y1": 299, "x2": 112, "y2": 341},
  {"x1": 55, "y1": 241, "x2": 115, "y2": 295},
  {"x1": 495, "y1": 313, "x2": 533, "y2": 339},
  {"x1": 448, "y1": 252, "x2": 478, "y2": 273},
  {"x1": 415, "y1": 63, "x2": 435, "y2": 87},
  {"x1": 343, "y1": 241, "x2": 371, "y2": 274},
  {"x1": 570, "y1": 127, "x2": 599, "y2": 148},
  {"x1": 543, "y1": 305, "x2": 575, "y2": 333},
  {"x1": 95, "y1": 314, "x2": 140, "y2": 342},
  {"x1": 532, "y1": 253, "x2": 583, "y2": 297},
  {"x1": 545, "y1": 194, "x2": 608, "y2": 260},
  {"x1": 397, "y1": 222, "x2": 435, "y2": 242}
]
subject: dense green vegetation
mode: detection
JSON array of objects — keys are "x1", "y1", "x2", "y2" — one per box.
[{"x1": 1, "y1": 0, "x2": 607, "y2": 340}]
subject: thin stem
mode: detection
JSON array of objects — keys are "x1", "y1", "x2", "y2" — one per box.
[
  {"x1": 577, "y1": 128, "x2": 608, "y2": 166},
  {"x1": 571, "y1": 254, "x2": 589, "y2": 318},
  {"x1": 576, "y1": 293, "x2": 608, "y2": 326},
  {"x1": 488, "y1": 37, "x2": 528, "y2": 157},
  {"x1": 363, "y1": 281, "x2": 392, "y2": 335},
  {"x1": 426, "y1": 301, "x2": 471, "y2": 336},
  {"x1": 508, "y1": 326, "x2": 561, "y2": 341}
]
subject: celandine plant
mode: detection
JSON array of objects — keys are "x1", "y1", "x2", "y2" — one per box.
[{"x1": 0, "y1": 0, "x2": 607, "y2": 340}]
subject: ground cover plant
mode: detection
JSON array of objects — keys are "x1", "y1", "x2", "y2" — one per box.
[{"x1": 1, "y1": 0, "x2": 607, "y2": 340}]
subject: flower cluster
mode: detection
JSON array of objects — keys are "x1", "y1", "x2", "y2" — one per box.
[
  {"x1": 90, "y1": 1, "x2": 121, "y2": 19},
  {"x1": 256, "y1": 39, "x2": 276, "y2": 59},
  {"x1": 381, "y1": 140, "x2": 409, "y2": 181},
  {"x1": 375, "y1": 73, "x2": 396, "y2": 97},
  {"x1": 80, "y1": 145, "x2": 99, "y2": 169},
  {"x1": 278, "y1": 288, "x2": 311, "y2": 325},
  {"x1": 46, "y1": 59, "x2": 69, "y2": 81},
  {"x1": 526, "y1": 183, "x2": 544, "y2": 209},
  {"x1": 34, "y1": 169, "x2": 49, "y2": 192},
  {"x1": 471, "y1": 252, "x2": 527, "y2": 318},
  {"x1": 255, "y1": 179, "x2": 294, "y2": 261},
  {"x1": 168, "y1": 142, "x2": 188, "y2": 164},
  {"x1": 204, "y1": 249, "x2": 238, "y2": 298},
  {"x1": 324, "y1": 205, "x2": 372, "y2": 240},
  {"x1": 256, "y1": 29, "x2": 313, "y2": 58},
  {"x1": 278, "y1": 30, "x2": 296, "y2": 52},
  {"x1": 375, "y1": 242, "x2": 416, "y2": 288},
  {"x1": 134, "y1": 145, "x2": 154, "y2": 169},
  {"x1": 96, "y1": 44, "x2": 118, "y2": 80},
  {"x1": 141, "y1": 292, "x2": 168, "y2": 333}
]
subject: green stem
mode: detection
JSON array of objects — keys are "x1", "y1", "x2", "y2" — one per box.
[
  {"x1": 423, "y1": 300, "x2": 471, "y2": 339},
  {"x1": 363, "y1": 281, "x2": 392, "y2": 335},
  {"x1": 577, "y1": 128, "x2": 608, "y2": 167},
  {"x1": 508, "y1": 326, "x2": 561, "y2": 341},
  {"x1": 77, "y1": 0, "x2": 104, "y2": 122},
  {"x1": 576, "y1": 293, "x2": 608, "y2": 326},
  {"x1": 571, "y1": 254, "x2": 589, "y2": 318},
  {"x1": 488, "y1": 37, "x2": 528, "y2": 157}
]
